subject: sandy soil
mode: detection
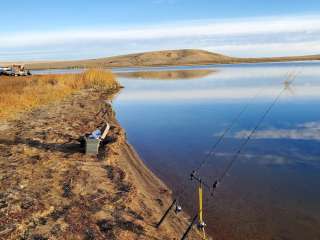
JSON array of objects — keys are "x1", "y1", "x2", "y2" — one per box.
[
  {"x1": 0, "y1": 90, "x2": 202, "y2": 239},
  {"x1": 22, "y1": 49, "x2": 320, "y2": 70}
]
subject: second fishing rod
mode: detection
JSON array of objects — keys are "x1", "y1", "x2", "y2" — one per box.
[
  {"x1": 155, "y1": 73, "x2": 281, "y2": 232},
  {"x1": 156, "y1": 71, "x2": 299, "y2": 239},
  {"x1": 180, "y1": 71, "x2": 299, "y2": 240}
]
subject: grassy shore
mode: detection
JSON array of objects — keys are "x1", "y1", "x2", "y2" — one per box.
[
  {"x1": 0, "y1": 81, "x2": 201, "y2": 239},
  {"x1": 0, "y1": 69, "x2": 120, "y2": 120}
]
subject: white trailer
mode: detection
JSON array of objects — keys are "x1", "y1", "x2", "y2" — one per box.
[{"x1": 0, "y1": 65, "x2": 31, "y2": 76}]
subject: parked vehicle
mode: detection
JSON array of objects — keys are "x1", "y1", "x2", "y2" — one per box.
[
  {"x1": 1, "y1": 65, "x2": 31, "y2": 76},
  {"x1": 0, "y1": 67, "x2": 9, "y2": 76}
]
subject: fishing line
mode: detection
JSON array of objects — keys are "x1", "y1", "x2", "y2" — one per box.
[
  {"x1": 192, "y1": 71, "x2": 292, "y2": 175},
  {"x1": 210, "y1": 71, "x2": 299, "y2": 194},
  {"x1": 201, "y1": 71, "x2": 300, "y2": 224},
  {"x1": 156, "y1": 69, "x2": 300, "y2": 233},
  {"x1": 160, "y1": 71, "x2": 287, "y2": 215},
  {"x1": 160, "y1": 82, "x2": 266, "y2": 226}
]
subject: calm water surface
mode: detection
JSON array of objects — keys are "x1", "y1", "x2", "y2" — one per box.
[{"x1": 113, "y1": 62, "x2": 320, "y2": 240}]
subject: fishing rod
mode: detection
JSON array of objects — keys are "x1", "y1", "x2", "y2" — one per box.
[
  {"x1": 155, "y1": 91, "x2": 257, "y2": 228},
  {"x1": 157, "y1": 71, "x2": 299, "y2": 239},
  {"x1": 193, "y1": 94, "x2": 254, "y2": 174},
  {"x1": 179, "y1": 71, "x2": 299, "y2": 240},
  {"x1": 192, "y1": 70, "x2": 295, "y2": 176},
  {"x1": 209, "y1": 72, "x2": 298, "y2": 196},
  {"x1": 156, "y1": 73, "x2": 284, "y2": 229},
  {"x1": 180, "y1": 214, "x2": 198, "y2": 240}
]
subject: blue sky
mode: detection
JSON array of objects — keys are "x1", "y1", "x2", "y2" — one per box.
[{"x1": 1, "y1": 0, "x2": 320, "y2": 61}]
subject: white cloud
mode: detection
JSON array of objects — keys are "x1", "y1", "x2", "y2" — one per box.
[
  {"x1": 207, "y1": 41, "x2": 320, "y2": 57},
  {"x1": 213, "y1": 152, "x2": 320, "y2": 167},
  {"x1": 1, "y1": 14, "x2": 320, "y2": 60},
  {"x1": 214, "y1": 152, "x2": 293, "y2": 166},
  {"x1": 234, "y1": 122, "x2": 320, "y2": 141}
]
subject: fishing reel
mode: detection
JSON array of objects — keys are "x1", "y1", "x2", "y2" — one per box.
[
  {"x1": 190, "y1": 171, "x2": 194, "y2": 181},
  {"x1": 190, "y1": 170, "x2": 198, "y2": 181},
  {"x1": 175, "y1": 203, "x2": 182, "y2": 214},
  {"x1": 210, "y1": 180, "x2": 219, "y2": 196},
  {"x1": 197, "y1": 221, "x2": 206, "y2": 229}
]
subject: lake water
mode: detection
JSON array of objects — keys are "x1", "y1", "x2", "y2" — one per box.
[{"x1": 112, "y1": 62, "x2": 320, "y2": 240}]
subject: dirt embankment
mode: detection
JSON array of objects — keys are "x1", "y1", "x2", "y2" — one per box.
[
  {"x1": 0, "y1": 89, "x2": 201, "y2": 239},
  {"x1": 24, "y1": 49, "x2": 320, "y2": 70}
]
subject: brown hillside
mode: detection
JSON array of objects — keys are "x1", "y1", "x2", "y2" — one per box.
[{"x1": 24, "y1": 49, "x2": 320, "y2": 70}]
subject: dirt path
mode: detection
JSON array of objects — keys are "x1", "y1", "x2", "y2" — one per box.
[{"x1": 0, "y1": 90, "x2": 201, "y2": 240}]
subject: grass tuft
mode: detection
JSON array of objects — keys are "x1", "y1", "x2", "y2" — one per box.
[{"x1": 0, "y1": 69, "x2": 120, "y2": 120}]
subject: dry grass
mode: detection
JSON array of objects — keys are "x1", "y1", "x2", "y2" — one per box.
[{"x1": 0, "y1": 69, "x2": 120, "y2": 120}]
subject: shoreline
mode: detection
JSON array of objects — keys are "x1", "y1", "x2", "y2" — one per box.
[
  {"x1": 9, "y1": 49, "x2": 319, "y2": 70},
  {"x1": 24, "y1": 58, "x2": 320, "y2": 71},
  {"x1": 0, "y1": 89, "x2": 201, "y2": 239}
]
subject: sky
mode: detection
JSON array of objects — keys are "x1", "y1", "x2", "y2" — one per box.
[{"x1": 1, "y1": 0, "x2": 320, "y2": 61}]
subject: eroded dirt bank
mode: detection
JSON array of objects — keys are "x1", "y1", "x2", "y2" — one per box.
[{"x1": 0, "y1": 89, "x2": 201, "y2": 239}]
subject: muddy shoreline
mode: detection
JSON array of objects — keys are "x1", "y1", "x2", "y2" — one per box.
[{"x1": 0, "y1": 89, "x2": 201, "y2": 239}]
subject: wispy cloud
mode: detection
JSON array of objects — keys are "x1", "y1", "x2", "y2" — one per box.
[
  {"x1": 1, "y1": 14, "x2": 320, "y2": 61},
  {"x1": 219, "y1": 152, "x2": 320, "y2": 167},
  {"x1": 234, "y1": 122, "x2": 320, "y2": 141},
  {"x1": 214, "y1": 152, "x2": 293, "y2": 166}
]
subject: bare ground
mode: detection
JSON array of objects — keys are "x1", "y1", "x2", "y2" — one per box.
[{"x1": 0, "y1": 90, "x2": 201, "y2": 240}]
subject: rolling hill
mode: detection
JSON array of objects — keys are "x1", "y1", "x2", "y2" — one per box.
[{"x1": 24, "y1": 49, "x2": 320, "y2": 70}]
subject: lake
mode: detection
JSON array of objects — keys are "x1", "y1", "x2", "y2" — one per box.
[{"x1": 113, "y1": 62, "x2": 320, "y2": 240}]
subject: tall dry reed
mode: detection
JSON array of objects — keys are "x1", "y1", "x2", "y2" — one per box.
[{"x1": 0, "y1": 69, "x2": 119, "y2": 120}]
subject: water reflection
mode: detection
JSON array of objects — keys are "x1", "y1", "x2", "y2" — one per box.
[
  {"x1": 114, "y1": 62, "x2": 320, "y2": 240},
  {"x1": 234, "y1": 121, "x2": 320, "y2": 141},
  {"x1": 114, "y1": 63, "x2": 320, "y2": 102},
  {"x1": 116, "y1": 69, "x2": 216, "y2": 80}
]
